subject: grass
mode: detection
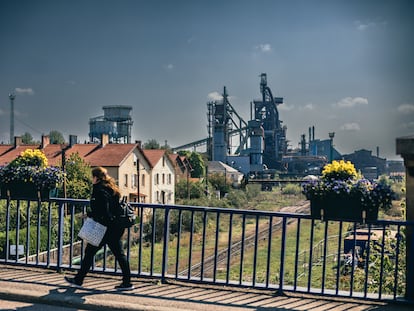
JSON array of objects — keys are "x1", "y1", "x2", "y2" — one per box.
[{"x1": 100, "y1": 184, "x2": 406, "y2": 295}]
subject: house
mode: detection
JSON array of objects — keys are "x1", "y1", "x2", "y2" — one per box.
[
  {"x1": 0, "y1": 134, "x2": 175, "y2": 204},
  {"x1": 207, "y1": 161, "x2": 244, "y2": 186},
  {"x1": 169, "y1": 153, "x2": 192, "y2": 183},
  {"x1": 143, "y1": 149, "x2": 175, "y2": 204}
]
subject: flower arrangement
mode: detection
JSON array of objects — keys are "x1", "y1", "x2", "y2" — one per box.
[
  {"x1": 302, "y1": 160, "x2": 395, "y2": 221},
  {"x1": 0, "y1": 149, "x2": 65, "y2": 198}
]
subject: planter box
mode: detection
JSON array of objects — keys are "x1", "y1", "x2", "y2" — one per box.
[
  {"x1": 310, "y1": 196, "x2": 379, "y2": 222},
  {"x1": 0, "y1": 183, "x2": 55, "y2": 201}
]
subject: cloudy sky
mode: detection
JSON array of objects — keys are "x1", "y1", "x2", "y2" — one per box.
[{"x1": 0, "y1": 0, "x2": 413, "y2": 160}]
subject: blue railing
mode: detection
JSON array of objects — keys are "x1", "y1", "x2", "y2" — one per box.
[{"x1": 0, "y1": 197, "x2": 412, "y2": 303}]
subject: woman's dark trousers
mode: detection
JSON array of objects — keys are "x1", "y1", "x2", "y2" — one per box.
[{"x1": 74, "y1": 227, "x2": 131, "y2": 285}]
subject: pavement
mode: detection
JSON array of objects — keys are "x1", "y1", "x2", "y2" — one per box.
[{"x1": 0, "y1": 265, "x2": 413, "y2": 311}]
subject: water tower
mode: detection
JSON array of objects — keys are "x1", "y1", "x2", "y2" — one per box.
[{"x1": 89, "y1": 105, "x2": 133, "y2": 143}]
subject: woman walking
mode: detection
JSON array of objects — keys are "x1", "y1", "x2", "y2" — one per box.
[{"x1": 65, "y1": 167, "x2": 134, "y2": 290}]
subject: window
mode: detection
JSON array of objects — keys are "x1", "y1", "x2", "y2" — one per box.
[
  {"x1": 124, "y1": 174, "x2": 128, "y2": 187},
  {"x1": 132, "y1": 174, "x2": 137, "y2": 188},
  {"x1": 162, "y1": 173, "x2": 165, "y2": 184},
  {"x1": 141, "y1": 174, "x2": 145, "y2": 187},
  {"x1": 167, "y1": 174, "x2": 171, "y2": 185},
  {"x1": 155, "y1": 173, "x2": 159, "y2": 185},
  {"x1": 156, "y1": 191, "x2": 159, "y2": 202},
  {"x1": 162, "y1": 156, "x2": 165, "y2": 167}
]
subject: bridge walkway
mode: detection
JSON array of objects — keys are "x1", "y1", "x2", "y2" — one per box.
[{"x1": 0, "y1": 265, "x2": 412, "y2": 311}]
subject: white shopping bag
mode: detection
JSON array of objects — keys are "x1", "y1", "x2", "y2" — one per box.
[{"x1": 78, "y1": 217, "x2": 107, "y2": 247}]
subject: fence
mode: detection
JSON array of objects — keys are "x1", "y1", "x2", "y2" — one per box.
[{"x1": 0, "y1": 197, "x2": 412, "y2": 303}]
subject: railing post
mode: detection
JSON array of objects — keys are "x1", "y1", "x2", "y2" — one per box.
[
  {"x1": 396, "y1": 135, "x2": 414, "y2": 301},
  {"x1": 56, "y1": 201, "x2": 65, "y2": 272},
  {"x1": 161, "y1": 205, "x2": 170, "y2": 284}
]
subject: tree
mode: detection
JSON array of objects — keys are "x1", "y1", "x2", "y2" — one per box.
[
  {"x1": 49, "y1": 130, "x2": 65, "y2": 144},
  {"x1": 208, "y1": 172, "x2": 231, "y2": 198},
  {"x1": 63, "y1": 152, "x2": 92, "y2": 199},
  {"x1": 143, "y1": 139, "x2": 160, "y2": 149},
  {"x1": 21, "y1": 132, "x2": 35, "y2": 144},
  {"x1": 178, "y1": 151, "x2": 205, "y2": 178}
]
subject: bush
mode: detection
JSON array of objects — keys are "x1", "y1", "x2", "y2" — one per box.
[{"x1": 281, "y1": 183, "x2": 302, "y2": 195}]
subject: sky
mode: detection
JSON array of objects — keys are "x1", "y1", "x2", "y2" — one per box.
[{"x1": 0, "y1": 0, "x2": 413, "y2": 160}]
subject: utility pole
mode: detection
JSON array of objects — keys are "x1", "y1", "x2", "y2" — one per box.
[{"x1": 9, "y1": 93, "x2": 16, "y2": 144}]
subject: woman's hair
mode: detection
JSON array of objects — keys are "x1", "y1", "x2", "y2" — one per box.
[{"x1": 92, "y1": 166, "x2": 121, "y2": 197}]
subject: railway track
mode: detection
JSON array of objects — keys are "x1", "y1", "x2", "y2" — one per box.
[{"x1": 179, "y1": 201, "x2": 310, "y2": 278}]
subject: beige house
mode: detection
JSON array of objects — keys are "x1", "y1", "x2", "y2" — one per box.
[
  {"x1": 0, "y1": 134, "x2": 176, "y2": 204},
  {"x1": 143, "y1": 150, "x2": 175, "y2": 204}
]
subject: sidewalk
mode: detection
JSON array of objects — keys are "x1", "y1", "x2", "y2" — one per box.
[{"x1": 0, "y1": 265, "x2": 412, "y2": 311}]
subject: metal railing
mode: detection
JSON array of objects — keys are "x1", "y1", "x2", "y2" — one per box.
[{"x1": 0, "y1": 197, "x2": 412, "y2": 303}]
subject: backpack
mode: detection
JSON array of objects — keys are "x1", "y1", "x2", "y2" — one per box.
[{"x1": 114, "y1": 196, "x2": 136, "y2": 228}]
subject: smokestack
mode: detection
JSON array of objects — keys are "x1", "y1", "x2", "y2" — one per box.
[
  {"x1": 309, "y1": 127, "x2": 312, "y2": 143},
  {"x1": 312, "y1": 126, "x2": 315, "y2": 141},
  {"x1": 376, "y1": 146, "x2": 379, "y2": 158}
]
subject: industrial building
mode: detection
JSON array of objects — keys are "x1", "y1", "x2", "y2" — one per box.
[{"x1": 89, "y1": 105, "x2": 133, "y2": 143}]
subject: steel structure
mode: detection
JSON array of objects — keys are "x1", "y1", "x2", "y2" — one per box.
[
  {"x1": 251, "y1": 73, "x2": 287, "y2": 169},
  {"x1": 207, "y1": 87, "x2": 248, "y2": 162},
  {"x1": 89, "y1": 105, "x2": 133, "y2": 143},
  {"x1": 174, "y1": 73, "x2": 287, "y2": 172}
]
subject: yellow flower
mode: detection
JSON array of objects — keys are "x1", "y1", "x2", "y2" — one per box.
[
  {"x1": 18, "y1": 149, "x2": 48, "y2": 167},
  {"x1": 322, "y1": 160, "x2": 358, "y2": 181}
]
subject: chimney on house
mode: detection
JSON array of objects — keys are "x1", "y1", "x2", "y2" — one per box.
[
  {"x1": 135, "y1": 140, "x2": 142, "y2": 148},
  {"x1": 101, "y1": 133, "x2": 109, "y2": 147},
  {"x1": 14, "y1": 136, "x2": 22, "y2": 148},
  {"x1": 41, "y1": 135, "x2": 50, "y2": 149},
  {"x1": 69, "y1": 135, "x2": 78, "y2": 147}
]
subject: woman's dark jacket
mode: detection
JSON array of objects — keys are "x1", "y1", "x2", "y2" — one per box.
[{"x1": 88, "y1": 182, "x2": 121, "y2": 227}]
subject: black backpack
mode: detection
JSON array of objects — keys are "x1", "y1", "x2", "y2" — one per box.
[{"x1": 116, "y1": 196, "x2": 136, "y2": 228}]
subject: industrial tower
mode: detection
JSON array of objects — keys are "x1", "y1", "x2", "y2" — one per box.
[
  {"x1": 252, "y1": 73, "x2": 287, "y2": 169},
  {"x1": 207, "y1": 74, "x2": 287, "y2": 171},
  {"x1": 89, "y1": 105, "x2": 133, "y2": 143}
]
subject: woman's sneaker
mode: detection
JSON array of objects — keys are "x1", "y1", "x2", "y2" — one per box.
[
  {"x1": 115, "y1": 283, "x2": 134, "y2": 291},
  {"x1": 64, "y1": 276, "x2": 83, "y2": 288}
]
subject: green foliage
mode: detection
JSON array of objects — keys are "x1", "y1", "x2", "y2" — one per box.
[
  {"x1": 143, "y1": 139, "x2": 160, "y2": 149},
  {"x1": 225, "y1": 190, "x2": 247, "y2": 208},
  {"x1": 245, "y1": 184, "x2": 261, "y2": 200},
  {"x1": 189, "y1": 152, "x2": 205, "y2": 178},
  {"x1": 208, "y1": 173, "x2": 231, "y2": 198},
  {"x1": 353, "y1": 230, "x2": 406, "y2": 296},
  {"x1": 49, "y1": 130, "x2": 65, "y2": 144},
  {"x1": 175, "y1": 179, "x2": 206, "y2": 200},
  {"x1": 143, "y1": 209, "x2": 165, "y2": 243},
  {"x1": 63, "y1": 152, "x2": 92, "y2": 199},
  {"x1": 21, "y1": 132, "x2": 36, "y2": 144},
  {"x1": 178, "y1": 151, "x2": 206, "y2": 178},
  {"x1": 281, "y1": 183, "x2": 302, "y2": 195}
]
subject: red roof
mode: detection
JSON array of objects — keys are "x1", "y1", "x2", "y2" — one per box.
[
  {"x1": 85, "y1": 144, "x2": 138, "y2": 167},
  {"x1": 0, "y1": 142, "x2": 144, "y2": 169},
  {"x1": 143, "y1": 149, "x2": 166, "y2": 168},
  {"x1": 0, "y1": 145, "x2": 40, "y2": 166}
]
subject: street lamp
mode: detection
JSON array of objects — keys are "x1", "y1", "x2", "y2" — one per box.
[{"x1": 328, "y1": 132, "x2": 335, "y2": 162}]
